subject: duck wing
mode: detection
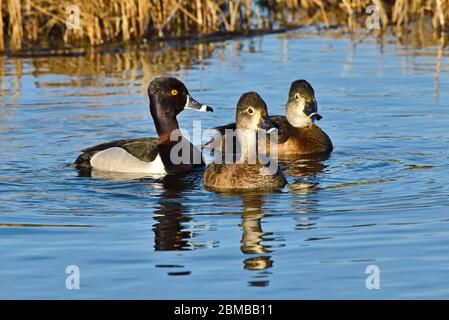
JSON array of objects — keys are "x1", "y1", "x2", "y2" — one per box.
[
  {"x1": 269, "y1": 115, "x2": 295, "y2": 144},
  {"x1": 203, "y1": 122, "x2": 237, "y2": 152}
]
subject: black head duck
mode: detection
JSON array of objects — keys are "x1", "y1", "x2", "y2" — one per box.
[{"x1": 75, "y1": 77, "x2": 213, "y2": 175}]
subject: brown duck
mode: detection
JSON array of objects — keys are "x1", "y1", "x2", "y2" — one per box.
[
  {"x1": 203, "y1": 92, "x2": 287, "y2": 192},
  {"x1": 206, "y1": 80, "x2": 333, "y2": 156}
]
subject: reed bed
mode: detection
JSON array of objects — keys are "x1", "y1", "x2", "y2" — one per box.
[{"x1": 0, "y1": 0, "x2": 448, "y2": 52}]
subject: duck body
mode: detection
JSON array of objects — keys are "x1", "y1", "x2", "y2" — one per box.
[
  {"x1": 75, "y1": 137, "x2": 161, "y2": 173},
  {"x1": 74, "y1": 136, "x2": 204, "y2": 174},
  {"x1": 204, "y1": 163, "x2": 287, "y2": 191},
  {"x1": 74, "y1": 77, "x2": 212, "y2": 175},
  {"x1": 270, "y1": 115, "x2": 333, "y2": 155}
]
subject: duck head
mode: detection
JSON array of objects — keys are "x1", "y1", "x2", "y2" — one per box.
[
  {"x1": 285, "y1": 80, "x2": 322, "y2": 128},
  {"x1": 147, "y1": 77, "x2": 213, "y2": 137},
  {"x1": 236, "y1": 92, "x2": 275, "y2": 132},
  {"x1": 148, "y1": 77, "x2": 212, "y2": 117}
]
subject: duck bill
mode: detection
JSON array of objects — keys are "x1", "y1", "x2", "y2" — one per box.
[
  {"x1": 304, "y1": 98, "x2": 322, "y2": 121},
  {"x1": 258, "y1": 117, "x2": 276, "y2": 133},
  {"x1": 184, "y1": 95, "x2": 213, "y2": 112},
  {"x1": 308, "y1": 112, "x2": 323, "y2": 121}
]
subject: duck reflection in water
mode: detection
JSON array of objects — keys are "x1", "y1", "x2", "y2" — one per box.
[
  {"x1": 81, "y1": 152, "x2": 329, "y2": 281},
  {"x1": 152, "y1": 173, "x2": 200, "y2": 251},
  {"x1": 238, "y1": 193, "x2": 273, "y2": 287},
  {"x1": 85, "y1": 170, "x2": 198, "y2": 251},
  {"x1": 280, "y1": 153, "x2": 329, "y2": 230},
  {"x1": 281, "y1": 153, "x2": 330, "y2": 195},
  {"x1": 238, "y1": 154, "x2": 329, "y2": 287}
]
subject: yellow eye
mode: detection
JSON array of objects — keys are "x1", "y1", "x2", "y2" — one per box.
[{"x1": 171, "y1": 89, "x2": 178, "y2": 96}]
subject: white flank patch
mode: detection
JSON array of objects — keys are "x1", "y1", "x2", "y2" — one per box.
[{"x1": 90, "y1": 147, "x2": 166, "y2": 174}]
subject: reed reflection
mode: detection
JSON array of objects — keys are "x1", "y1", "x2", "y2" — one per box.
[
  {"x1": 287, "y1": 27, "x2": 448, "y2": 101},
  {"x1": 26, "y1": 42, "x2": 217, "y2": 94},
  {"x1": 1, "y1": 29, "x2": 447, "y2": 105}
]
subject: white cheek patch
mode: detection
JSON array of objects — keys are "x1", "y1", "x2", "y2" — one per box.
[{"x1": 90, "y1": 147, "x2": 166, "y2": 175}]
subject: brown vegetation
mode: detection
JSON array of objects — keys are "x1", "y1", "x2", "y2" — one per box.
[{"x1": 0, "y1": 1, "x2": 448, "y2": 52}]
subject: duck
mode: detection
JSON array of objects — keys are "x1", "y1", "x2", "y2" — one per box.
[
  {"x1": 203, "y1": 92, "x2": 287, "y2": 191},
  {"x1": 206, "y1": 80, "x2": 333, "y2": 156},
  {"x1": 74, "y1": 77, "x2": 213, "y2": 175}
]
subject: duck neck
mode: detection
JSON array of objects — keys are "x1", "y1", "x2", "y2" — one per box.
[
  {"x1": 155, "y1": 115, "x2": 180, "y2": 144},
  {"x1": 152, "y1": 114, "x2": 188, "y2": 172},
  {"x1": 285, "y1": 101, "x2": 313, "y2": 128},
  {"x1": 150, "y1": 101, "x2": 180, "y2": 144},
  {"x1": 237, "y1": 129, "x2": 259, "y2": 164}
]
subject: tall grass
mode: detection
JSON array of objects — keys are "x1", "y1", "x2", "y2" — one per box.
[
  {"x1": 0, "y1": 0, "x2": 448, "y2": 52},
  {"x1": 0, "y1": 0, "x2": 3, "y2": 51}
]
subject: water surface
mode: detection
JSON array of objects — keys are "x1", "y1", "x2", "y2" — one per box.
[{"x1": 1, "y1": 29, "x2": 449, "y2": 299}]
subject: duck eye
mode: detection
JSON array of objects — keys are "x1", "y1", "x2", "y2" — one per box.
[
  {"x1": 247, "y1": 107, "x2": 254, "y2": 115},
  {"x1": 171, "y1": 89, "x2": 178, "y2": 96},
  {"x1": 295, "y1": 93, "x2": 300, "y2": 100}
]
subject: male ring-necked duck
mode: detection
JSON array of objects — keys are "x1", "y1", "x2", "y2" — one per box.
[
  {"x1": 203, "y1": 92, "x2": 287, "y2": 191},
  {"x1": 75, "y1": 77, "x2": 213, "y2": 175},
  {"x1": 207, "y1": 80, "x2": 333, "y2": 156}
]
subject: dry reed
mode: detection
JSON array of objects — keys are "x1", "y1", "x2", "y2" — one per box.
[{"x1": 0, "y1": 0, "x2": 448, "y2": 52}]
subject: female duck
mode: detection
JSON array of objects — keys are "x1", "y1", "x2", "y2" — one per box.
[
  {"x1": 208, "y1": 80, "x2": 332, "y2": 156},
  {"x1": 270, "y1": 79, "x2": 333, "y2": 155},
  {"x1": 75, "y1": 77, "x2": 213, "y2": 175},
  {"x1": 203, "y1": 92, "x2": 287, "y2": 191}
]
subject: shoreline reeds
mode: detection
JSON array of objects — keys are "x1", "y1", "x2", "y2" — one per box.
[{"x1": 0, "y1": 0, "x2": 447, "y2": 53}]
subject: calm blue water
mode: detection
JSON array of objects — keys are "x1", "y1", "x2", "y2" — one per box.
[{"x1": 1, "y1": 30, "x2": 449, "y2": 299}]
